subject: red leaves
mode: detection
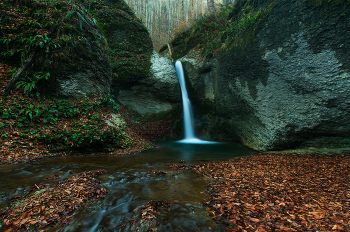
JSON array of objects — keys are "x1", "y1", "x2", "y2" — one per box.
[
  {"x1": 0, "y1": 169, "x2": 108, "y2": 231},
  {"x1": 45, "y1": 175, "x2": 61, "y2": 180},
  {"x1": 120, "y1": 200, "x2": 171, "y2": 231},
  {"x1": 148, "y1": 170, "x2": 167, "y2": 175},
  {"x1": 193, "y1": 153, "x2": 350, "y2": 231},
  {"x1": 164, "y1": 164, "x2": 193, "y2": 173},
  {"x1": 134, "y1": 200, "x2": 171, "y2": 223}
]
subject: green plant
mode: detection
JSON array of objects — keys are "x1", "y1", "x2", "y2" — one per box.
[
  {"x1": 65, "y1": 11, "x2": 88, "y2": 30},
  {"x1": 170, "y1": 0, "x2": 278, "y2": 58},
  {"x1": 304, "y1": 0, "x2": 349, "y2": 6},
  {"x1": 339, "y1": 138, "x2": 350, "y2": 147},
  {"x1": 16, "y1": 72, "x2": 50, "y2": 95},
  {"x1": 0, "y1": 92, "x2": 129, "y2": 152}
]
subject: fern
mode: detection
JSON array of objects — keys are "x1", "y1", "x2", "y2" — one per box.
[
  {"x1": 65, "y1": 11, "x2": 75, "y2": 21},
  {"x1": 77, "y1": 12, "x2": 87, "y2": 30},
  {"x1": 65, "y1": 11, "x2": 87, "y2": 30},
  {"x1": 16, "y1": 72, "x2": 51, "y2": 95}
]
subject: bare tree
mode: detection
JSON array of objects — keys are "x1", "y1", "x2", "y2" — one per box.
[{"x1": 207, "y1": 0, "x2": 216, "y2": 13}]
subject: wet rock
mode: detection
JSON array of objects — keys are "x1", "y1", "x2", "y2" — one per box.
[
  {"x1": 115, "y1": 51, "x2": 181, "y2": 121},
  {"x1": 177, "y1": 0, "x2": 350, "y2": 151},
  {"x1": 173, "y1": 217, "x2": 198, "y2": 230},
  {"x1": 0, "y1": 192, "x2": 9, "y2": 206}
]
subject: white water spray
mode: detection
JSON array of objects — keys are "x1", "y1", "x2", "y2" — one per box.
[{"x1": 175, "y1": 61, "x2": 215, "y2": 144}]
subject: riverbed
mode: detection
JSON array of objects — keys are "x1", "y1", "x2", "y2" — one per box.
[{"x1": 0, "y1": 142, "x2": 255, "y2": 231}]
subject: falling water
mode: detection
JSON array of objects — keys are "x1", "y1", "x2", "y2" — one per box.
[{"x1": 175, "y1": 61, "x2": 215, "y2": 144}]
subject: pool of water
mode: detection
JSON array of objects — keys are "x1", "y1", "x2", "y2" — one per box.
[{"x1": 0, "y1": 142, "x2": 256, "y2": 231}]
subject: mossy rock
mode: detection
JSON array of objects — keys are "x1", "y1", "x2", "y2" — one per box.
[
  {"x1": 77, "y1": 0, "x2": 153, "y2": 84},
  {"x1": 160, "y1": 0, "x2": 278, "y2": 60}
]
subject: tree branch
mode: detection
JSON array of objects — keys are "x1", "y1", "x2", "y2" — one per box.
[
  {"x1": 167, "y1": 43, "x2": 174, "y2": 63},
  {"x1": 3, "y1": 23, "x2": 59, "y2": 97},
  {"x1": 4, "y1": 47, "x2": 38, "y2": 97}
]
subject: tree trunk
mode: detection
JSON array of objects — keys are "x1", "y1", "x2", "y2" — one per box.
[
  {"x1": 3, "y1": 24, "x2": 59, "y2": 97},
  {"x1": 4, "y1": 48, "x2": 37, "y2": 97},
  {"x1": 167, "y1": 43, "x2": 174, "y2": 63},
  {"x1": 208, "y1": 0, "x2": 216, "y2": 13}
]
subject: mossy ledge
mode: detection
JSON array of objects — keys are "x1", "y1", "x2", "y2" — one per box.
[{"x1": 160, "y1": 0, "x2": 278, "y2": 60}]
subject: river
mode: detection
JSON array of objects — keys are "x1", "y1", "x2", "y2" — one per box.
[{"x1": 0, "y1": 142, "x2": 256, "y2": 231}]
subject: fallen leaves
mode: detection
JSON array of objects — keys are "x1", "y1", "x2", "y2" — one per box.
[
  {"x1": 133, "y1": 200, "x2": 171, "y2": 222},
  {"x1": 164, "y1": 164, "x2": 193, "y2": 173},
  {"x1": 0, "y1": 169, "x2": 108, "y2": 231},
  {"x1": 45, "y1": 175, "x2": 61, "y2": 180},
  {"x1": 192, "y1": 153, "x2": 350, "y2": 231},
  {"x1": 119, "y1": 200, "x2": 171, "y2": 231}
]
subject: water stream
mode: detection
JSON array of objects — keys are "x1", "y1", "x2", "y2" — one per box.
[
  {"x1": 175, "y1": 61, "x2": 214, "y2": 144},
  {"x1": 0, "y1": 142, "x2": 256, "y2": 231}
]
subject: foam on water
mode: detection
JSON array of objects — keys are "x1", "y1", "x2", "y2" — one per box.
[{"x1": 177, "y1": 138, "x2": 217, "y2": 144}]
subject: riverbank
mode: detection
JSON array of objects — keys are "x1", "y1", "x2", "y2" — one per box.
[
  {"x1": 0, "y1": 170, "x2": 108, "y2": 231},
  {"x1": 0, "y1": 62, "x2": 177, "y2": 166},
  {"x1": 191, "y1": 152, "x2": 350, "y2": 231},
  {"x1": 0, "y1": 148, "x2": 349, "y2": 231}
]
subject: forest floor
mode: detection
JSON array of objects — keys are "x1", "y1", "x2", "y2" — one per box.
[
  {"x1": 1, "y1": 152, "x2": 349, "y2": 231},
  {"x1": 168, "y1": 152, "x2": 350, "y2": 231}
]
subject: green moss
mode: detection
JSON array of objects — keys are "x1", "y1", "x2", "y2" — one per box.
[
  {"x1": 304, "y1": 0, "x2": 349, "y2": 7},
  {"x1": 1, "y1": 0, "x2": 153, "y2": 89},
  {"x1": 0, "y1": 0, "x2": 110, "y2": 87},
  {"x1": 226, "y1": 0, "x2": 278, "y2": 50},
  {"x1": 0, "y1": 0, "x2": 154, "y2": 151},
  {"x1": 165, "y1": 0, "x2": 278, "y2": 59},
  {"x1": 80, "y1": 0, "x2": 153, "y2": 83}
]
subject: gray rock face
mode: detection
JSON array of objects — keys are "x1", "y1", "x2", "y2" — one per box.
[
  {"x1": 37, "y1": 0, "x2": 153, "y2": 99},
  {"x1": 116, "y1": 51, "x2": 181, "y2": 121},
  {"x1": 50, "y1": 58, "x2": 112, "y2": 98},
  {"x1": 36, "y1": 8, "x2": 112, "y2": 98},
  {"x1": 179, "y1": 0, "x2": 350, "y2": 151}
]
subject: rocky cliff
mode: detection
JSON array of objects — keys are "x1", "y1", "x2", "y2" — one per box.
[
  {"x1": 163, "y1": 0, "x2": 350, "y2": 151},
  {"x1": 115, "y1": 51, "x2": 181, "y2": 121}
]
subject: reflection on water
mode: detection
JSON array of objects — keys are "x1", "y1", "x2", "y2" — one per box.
[
  {"x1": 0, "y1": 142, "x2": 255, "y2": 231},
  {"x1": 161, "y1": 141, "x2": 254, "y2": 164}
]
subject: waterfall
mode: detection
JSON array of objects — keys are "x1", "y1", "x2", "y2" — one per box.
[{"x1": 175, "y1": 61, "x2": 215, "y2": 144}]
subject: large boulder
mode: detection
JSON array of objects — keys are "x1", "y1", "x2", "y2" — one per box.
[
  {"x1": 0, "y1": 0, "x2": 153, "y2": 99},
  {"x1": 177, "y1": 0, "x2": 350, "y2": 151},
  {"x1": 115, "y1": 51, "x2": 181, "y2": 121}
]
